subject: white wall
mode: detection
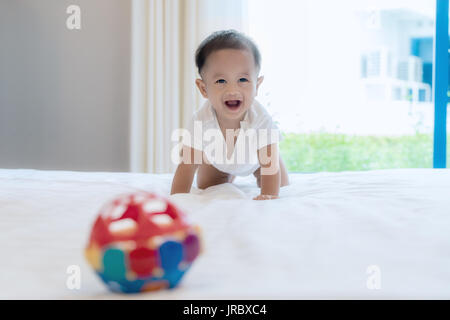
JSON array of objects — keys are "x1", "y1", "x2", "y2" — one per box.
[{"x1": 0, "y1": 0, "x2": 131, "y2": 171}]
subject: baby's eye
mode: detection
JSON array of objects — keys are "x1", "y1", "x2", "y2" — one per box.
[
  {"x1": 216, "y1": 79, "x2": 226, "y2": 84},
  {"x1": 239, "y1": 78, "x2": 249, "y2": 82}
]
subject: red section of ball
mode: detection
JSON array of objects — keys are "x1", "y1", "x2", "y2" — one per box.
[
  {"x1": 90, "y1": 192, "x2": 191, "y2": 244},
  {"x1": 121, "y1": 203, "x2": 141, "y2": 221},
  {"x1": 129, "y1": 247, "x2": 158, "y2": 277},
  {"x1": 89, "y1": 215, "x2": 111, "y2": 247}
]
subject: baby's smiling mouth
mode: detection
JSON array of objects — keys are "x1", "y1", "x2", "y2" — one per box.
[{"x1": 224, "y1": 100, "x2": 242, "y2": 110}]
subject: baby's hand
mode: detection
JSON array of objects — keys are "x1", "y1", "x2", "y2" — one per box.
[{"x1": 253, "y1": 194, "x2": 279, "y2": 200}]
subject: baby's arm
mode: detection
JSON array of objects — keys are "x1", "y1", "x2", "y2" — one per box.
[
  {"x1": 253, "y1": 143, "x2": 281, "y2": 200},
  {"x1": 170, "y1": 145, "x2": 200, "y2": 195}
]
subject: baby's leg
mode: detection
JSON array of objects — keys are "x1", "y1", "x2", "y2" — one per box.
[
  {"x1": 196, "y1": 162, "x2": 235, "y2": 190},
  {"x1": 279, "y1": 157, "x2": 289, "y2": 187},
  {"x1": 253, "y1": 167, "x2": 261, "y2": 188}
]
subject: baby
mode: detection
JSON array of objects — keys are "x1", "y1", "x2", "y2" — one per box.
[{"x1": 170, "y1": 30, "x2": 289, "y2": 200}]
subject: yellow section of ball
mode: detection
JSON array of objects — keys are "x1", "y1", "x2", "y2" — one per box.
[
  {"x1": 172, "y1": 230, "x2": 186, "y2": 241},
  {"x1": 84, "y1": 243, "x2": 102, "y2": 271},
  {"x1": 141, "y1": 280, "x2": 169, "y2": 292}
]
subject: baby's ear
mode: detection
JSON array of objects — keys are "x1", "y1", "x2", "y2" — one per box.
[
  {"x1": 256, "y1": 76, "x2": 264, "y2": 94},
  {"x1": 195, "y1": 78, "x2": 208, "y2": 98}
]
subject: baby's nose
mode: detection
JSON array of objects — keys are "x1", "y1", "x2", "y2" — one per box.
[
  {"x1": 225, "y1": 92, "x2": 240, "y2": 99},
  {"x1": 225, "y1": 89, "x2": 242, "y2": 99}
]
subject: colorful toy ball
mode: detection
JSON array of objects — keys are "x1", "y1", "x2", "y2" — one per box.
[{"x1": 84, "y1": 191, "x2": 202, "y2": 294}]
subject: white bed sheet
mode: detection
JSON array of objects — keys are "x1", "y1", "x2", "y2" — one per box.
[{"x1": 1, "y1": 168, "x2": 450, "y2": 299}]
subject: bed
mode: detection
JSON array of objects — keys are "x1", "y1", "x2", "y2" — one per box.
[{"x1": 1, "y1": 168, "x2": 450, "y2": 299}]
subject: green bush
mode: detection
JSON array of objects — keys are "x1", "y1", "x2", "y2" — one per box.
[{"x1": 279, "y1": 132, "x2": 449, "y2": 172}]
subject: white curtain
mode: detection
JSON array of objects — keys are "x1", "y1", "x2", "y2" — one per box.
[{"x1": 130, "y1": 0, "x2": 248, "y2": 173}]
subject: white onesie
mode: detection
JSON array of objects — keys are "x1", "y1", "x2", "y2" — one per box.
[{"x1": 182, "y1": 99, "x2": 283, "y2": 176}]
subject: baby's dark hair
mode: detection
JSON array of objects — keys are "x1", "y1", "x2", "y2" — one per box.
[{"x1": 195, "y1": 29, "x2": 261, "y2": 76}]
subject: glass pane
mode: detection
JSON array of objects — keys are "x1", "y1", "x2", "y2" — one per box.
[{"x1": 248, "y1": 0, "x2": 436, "y2": 172}]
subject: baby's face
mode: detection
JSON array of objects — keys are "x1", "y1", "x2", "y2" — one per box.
[{"x1": 196, "y1": 49, "x2": 263, "y2": 122}]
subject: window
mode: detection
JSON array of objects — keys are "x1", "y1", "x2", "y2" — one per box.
[{"x1": 247, "y1": 0, "x2": 446, "y2": 172}]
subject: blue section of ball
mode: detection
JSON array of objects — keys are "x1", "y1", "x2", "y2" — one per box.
[
  {"x1": 159, "y1": 241, "x2": 183, "y2": 271},
  {"x1": 164, "y1": 267, "x2": 190, "y2": 288},
  {"x1": 96, "y1": 272, "x2": 153, "y2": 293},
  {"x1": 106, "y1": 281, "x2": 124, "y2": 293},
  {"x1": 117, "y1": 279, "x2": 146, "y2": 293},
  {"x1": 102, "y1": 248, "x2": 127, "y2": 281}
]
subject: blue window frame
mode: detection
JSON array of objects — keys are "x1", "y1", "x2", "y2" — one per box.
[{"x1": 433, "y1": 0, "x2": 449, "y2": 168}]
